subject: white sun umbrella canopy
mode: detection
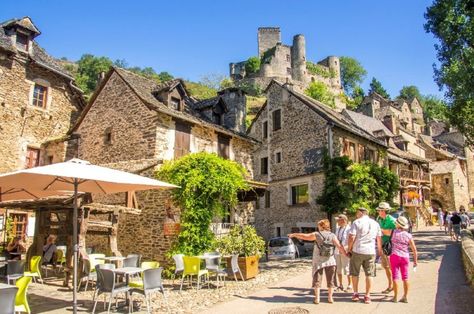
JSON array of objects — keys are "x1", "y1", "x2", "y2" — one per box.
[
  {"x1": 0, "y1": 187, "x2": 73, "y2": 202},
  {"x1": 0, "y1": 158, "x2": 178, "y2": 313}
]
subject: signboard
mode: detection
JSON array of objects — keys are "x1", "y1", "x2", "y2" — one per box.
[{"x1": 163, "y1": 222, "x2": 180, "y2": 236}]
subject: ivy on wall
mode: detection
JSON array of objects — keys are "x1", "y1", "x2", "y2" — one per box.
[
  {"x1": 306, "y1": 61, "x2": 336, "y2": 79},
  {"x1": 156, "y1": 152, "x2": 250, "y2": 256},
  {"x1": 317, "y1": 154, "x2": 399, "y2": 217}
]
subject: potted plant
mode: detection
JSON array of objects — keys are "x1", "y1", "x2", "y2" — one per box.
[{"x1": 214, "y1": 225, "x2": 265, "y2": 280}]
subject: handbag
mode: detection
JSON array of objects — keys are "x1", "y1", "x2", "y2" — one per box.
[{"x1": 382, "y1": 230, "x2": 394, "y2": 256}]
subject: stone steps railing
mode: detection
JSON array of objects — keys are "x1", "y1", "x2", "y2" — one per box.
[{"x1": 461, "y1": 229, "x2": 474, "y2": 287}]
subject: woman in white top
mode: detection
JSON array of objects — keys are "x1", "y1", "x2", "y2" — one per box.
[{"x1": 289, "y1": 219, "x2": 347, "y2": 304}]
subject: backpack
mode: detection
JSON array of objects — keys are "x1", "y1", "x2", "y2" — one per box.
[
  {"x1": 382, "y1": 230, "x2": 394, "y2": 256},
  {"x1": 316, "y1": 231, "x2": 335, "y2": 257}
]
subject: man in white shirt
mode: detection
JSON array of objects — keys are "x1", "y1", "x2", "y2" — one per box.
[
  {"x1": 335, "y1": 214, "x2": 352, "y2": 292},
  {"x1": 347, "y1": 207, "x2": 382, "y2": 304}
]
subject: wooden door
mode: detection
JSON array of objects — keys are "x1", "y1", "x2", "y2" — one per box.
[{"x1": 174, "y1": 121, "x2": 191, "y2": 159}]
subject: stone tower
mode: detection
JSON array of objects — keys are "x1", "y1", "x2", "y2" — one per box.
[
  {"x1": 291, "y1": 34, "x2": 306, "y2": 82},
  {"x1": 327, "y1": 56, "x2": 341, "y2": 87},
  {"x1": 258, "y1": 27, "x2": 281, "y2": 57}
]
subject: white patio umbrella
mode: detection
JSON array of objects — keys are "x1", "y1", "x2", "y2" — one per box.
[
  {"x1": 0, "y1": 159, "x2": 178, "y2": 313},
  {"x1": 0, "y1": 187, "x2": 72, "y2": 202}
]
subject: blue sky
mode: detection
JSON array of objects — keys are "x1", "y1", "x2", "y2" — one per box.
[{"x1": 1, "y1": 0, "x2": 442, "y2": 98}]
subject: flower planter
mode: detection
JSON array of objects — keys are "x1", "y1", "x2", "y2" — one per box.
[{"x1": 226, "y1": 255, "x2": 259, "y2": 280}]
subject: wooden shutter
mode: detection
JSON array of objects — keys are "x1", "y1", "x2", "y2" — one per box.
[
  {"x1": 174, "y1": 121, "x2": 191, "y2": 159},
  {"x1": 217, "y1": 134, "x2": 230, "y2": 159},
  {"x1": 273, "y1": 109, "x2": 281, "y2": 131},
  {"x1": 25, "y1": 147, "x2": 40, "y2": 168}
]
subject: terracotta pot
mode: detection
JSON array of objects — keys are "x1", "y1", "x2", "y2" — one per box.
[{"x1": 226, "y1": 255, "x2": 259, "y2": 280}]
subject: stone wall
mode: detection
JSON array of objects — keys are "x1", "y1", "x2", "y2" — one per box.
[
  {"x1": 461, "y1": 229, "x2": 474, "y2": 287},
  {"x1": 431, "y1": 160, "x2": 470, "y2": 211},
  {"x1": 0, "y1": 53, "x2": 81, "y2": 173}
]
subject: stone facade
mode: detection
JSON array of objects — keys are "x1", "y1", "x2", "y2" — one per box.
[
  {"x1": 0, "y1": 17, "x2": 83, "y2": 245},
  {"x1": 229, "y1": 27, "x2": 344, "y2": 110},
  {"x1": 74, "y1": 67, "x2": 257, "y2": 262},
  {"x1": 248, "y1": 81, "x2": 387, "y2": 240}
]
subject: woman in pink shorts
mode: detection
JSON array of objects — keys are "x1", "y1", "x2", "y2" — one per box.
[{"x1": 389, "y1": 216, "x2": 418, "y2": 303}]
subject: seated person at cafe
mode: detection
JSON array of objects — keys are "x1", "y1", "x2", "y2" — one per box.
[
  {"x1": 43, "y1": 234, "x2": 58, "y2": 265},
  {"x1": 6, "y1": 236, "x2": 25, "y2": 260}
]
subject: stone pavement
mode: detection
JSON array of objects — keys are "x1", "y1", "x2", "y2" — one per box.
[{"x1": 202, "y1": 226, "x2": 474, "y2": 314}]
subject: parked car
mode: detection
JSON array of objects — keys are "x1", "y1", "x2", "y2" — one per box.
[{"x1": 267, "y1": 236, "x2": 307, "y2": 260}]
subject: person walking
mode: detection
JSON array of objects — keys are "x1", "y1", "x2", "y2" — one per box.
[
  {"x1": 289, "y1": 219, "x2": 347, "y2": 304},
  {"x1": 451, "y1": 211, "x2": 462, "y2": 241},
  {"x1": 347, "y1": 207, "x2": 383, "y2": 304},
  {"x1": 437, "y1": 208, "x2": 444, "y2": 230},
  {"x1": 376, "y1": 202, "x2": 396, "y2": 295},
  {"x1": 460, "y1": 211, "x2": 470, "y2": 230},
  {"x1": 334, "y1": 214, "x2": 352, "y2": 292},
  {"x1": 389, "y1": 216, "x2": 418, "y2": 303},
  {"x1": 446, "y1": 211, "x2": 454, "y2": 240}
]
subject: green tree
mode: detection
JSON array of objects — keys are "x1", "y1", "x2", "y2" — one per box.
[
  {"x1": 185, "y1": 81, "x2": 217, "y2": 99},
  {"x1": 158, "y1": 71, "x2": 174, "y2": 82},
  {"x1": 245, "y1": 56, "x2": 261, "y2": 74},
  {"x1": 423, "y1": 94, "x2": 448, "y2": 121},
  {"x1": 75, "y1": 54, "x2": 113, "y2": 96},
  {"x1": 351, "y1": 86, "x2": 366, "y2": 108},
  {"x1": 397, "y1": 85, "x2": 422, "y2": 101},
  {"x1": 339, "y1": 56, "x2": 367, "y2": 94},
  {"x1": 156, "y1": 153, "x2": 250, "y2": 255},
  {"x1": 368, "y1": 77, "x2": 390, "y2": 99},
  {"x1": 305, "y1": 81, "x2": 336, "y2": 108},
  {"x1": 425, "y1": 0, "x2": 474, "y2": 144}
]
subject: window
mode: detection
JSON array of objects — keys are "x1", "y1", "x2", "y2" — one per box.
[
  {"x1": 170, "y1": 97, "x2": 181, "y2": 110},
  {"x1": 264, "y1": 191, "x2": 270, "y2": 208},
  {"x1": 217, "y1": 134, "x2": 230, "y2": 159},
  {"x1": 104, "y1": 127, "x2": 113, "y2": 145},
  {"x1": 47, "y1": 155, "x2": 54, "y2": 165},
  {"x1": 286, "y1": 67, "x2": 292, "y2": 75},
  {"x1": 275, "y1": 151, "x2": 282, "y2": 163},
  {"x1": 32, "y1": 83, "x2": 47, "y2": 108},
  {"x1": 286, "y1": 54, "x2": 290, "y2": 62},
  {"x1": 10, "y1": 213, "x2": 27, "y2": 238},
  {"x1": 16, "y1": 32, "x2": 29, "y2": 51},
  {"x1": 174, "y1": 121, "x2": 191, "y2": 159},
  {"x1": 262, "y1": 121, "x2": 268, "y2": 139},
  {"x1": 445, "y1": 178, "x2": 450, "y2": 185},
  {"x1": 212, "y1": 112, "x2": 223, "y2": 125},
  {"x1": 276, "y1": 227, "x2": 281, "y2": 237},
  {"x1": 255, "y1": 197, "x2": 260, "y2": 210},
  {"x1": 291, "y1": 184, "x2": 309, "y2": 205},
  {"x1": 260, "y1": 157, "x2": 268, "y2": 175},
  {"x1": 358, "y1": 144, "x2": 365, "y2": 162},
  {"x1": 272, "y1": 109, "x2": 281, "y2": 131},
  {"x1": 25, "y1": 147, "x2": 40, "y2": 168}
]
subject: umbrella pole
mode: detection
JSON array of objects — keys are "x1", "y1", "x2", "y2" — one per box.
[{"x1": 72, "y1": 178, "x2": 78, "y2": 314}]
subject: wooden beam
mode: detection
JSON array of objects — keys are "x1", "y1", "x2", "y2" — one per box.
[{"x1": 88, "y1": 220, "x2": 113, "y2": 228}]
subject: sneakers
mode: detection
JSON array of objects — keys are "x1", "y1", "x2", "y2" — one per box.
[
  {"x1": 335, "y1": 286, "x2": 344, "y2": 292},
  {"x1": 344, "y1": 285, "x2": 353, "y2": 292},
  {"x1": 352, "y1": 293, "x2": 360, "y2": 302},
  {"x1": 382, "y1": 287, "x2": 393, "y2": 294},
  {"x1": 400, "y1": 296, "x2": 408, "y2": 303},
  {"x1": 364, "y1": 296, "x2": 371, "y2": 304}
]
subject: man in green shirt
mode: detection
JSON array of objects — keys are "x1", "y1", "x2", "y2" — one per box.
[{"x1": 377, "y1": 202, "x2": 396, "y2": 294}]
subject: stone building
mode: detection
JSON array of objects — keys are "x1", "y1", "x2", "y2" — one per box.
[
  {"x1": 71, "y1": 67, "x2": 259, "y2": 263},
  {"x1": 0, "y1": 17, "x2": 84, "y2": 245},
  {"x1": 247, "y1": 80, "x2": 387, "y2": 240},
  {"x1": 229, "y1": 27, "x2": 345, "y2": 110}
]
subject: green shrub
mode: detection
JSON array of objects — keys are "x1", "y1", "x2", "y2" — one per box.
[
  {"x1": 305, "y1": 81, "x2": 336, "y2": 108},
  {"x1": 214, "y1": 225, "x2": 265, "y2": 257},
  {"x1": 245, "y1": 57, "x2": 261, "y2": 74},
  {"x1": 306, "y1": 62, "x2": 336, "y2": 79}
]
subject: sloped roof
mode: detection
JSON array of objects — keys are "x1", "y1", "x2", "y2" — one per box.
[
  {"x1": 418, "y1": 134, "x2": 455, "y2": 159},
  {"x1": 0, "y1": 18, "x2": 72, "y2": 79},
  {"x1": 265, "y1": 81, "x2": 386, "y2": 147},
  {"x1": 1, "y1": 17, "x2": 40, "y2": 35},
  {"x1": 72, "y1": 67, "x2": 257, "y2": 143},
  {"x1": 342, "y1": 109, "x2": 394, "y2": 137},
  {"x1": 388, "y1": 147, "x2": 429, "y2": 164}
]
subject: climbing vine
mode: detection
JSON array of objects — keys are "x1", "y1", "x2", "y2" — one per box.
[
  {"x1": 317, "y1": 154, "x2": 399, "y2": 216},
  {"x1": 156, "y1": 152, "x2": 250, "y2": 256},
  {"x1": 306, "y1": 61, "x2": 336, "y2": 79}
]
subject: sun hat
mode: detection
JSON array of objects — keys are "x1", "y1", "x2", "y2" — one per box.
[
  {"x1": 396, "y1": 216, "x2": 409, "y2": 229},
  {"x1": 376, "y1": 202, "x2": 391, "y2": 211},
  {"x1": 337, "y1": 214, "x2": 348, "y2": 221},
  {"x1": 357, "y1": 207, "x2": 369, "y2": 213}
]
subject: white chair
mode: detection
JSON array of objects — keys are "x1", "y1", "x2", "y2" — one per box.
[{"x1": 229, "y1": 254, "x2": 244, "y2": 281}]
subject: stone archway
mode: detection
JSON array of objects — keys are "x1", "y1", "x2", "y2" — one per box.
[{"x1": 431, "y1": 199, "x2": 443, "y2": 213}]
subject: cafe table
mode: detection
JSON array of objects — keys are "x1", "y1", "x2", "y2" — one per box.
[{"x1": 113, "y1": 267, "x2": 143, "y2": 305}]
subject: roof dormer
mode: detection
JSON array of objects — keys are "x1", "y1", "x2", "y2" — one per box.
[
  {"x1": 3, "y1": 17, "x2": 41, "y2": 53},
  {"x1": 152, "y1": 79, "x2": 189, "y2": 111}
]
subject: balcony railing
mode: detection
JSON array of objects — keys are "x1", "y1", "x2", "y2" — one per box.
[
  {"x1": 399, "y1": 169, "x2": 430, "y2": 182},
  {"x1": 210, "y1": 223, "x2": 234, "y2": 236}
]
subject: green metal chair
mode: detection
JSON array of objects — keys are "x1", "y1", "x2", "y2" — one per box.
[
  {"x1": 129, "y1": 261, "x2": 160, "y2": 289},
  {"x1": 180, "y1": 256, "x2": 209, "y2": 291},
  {"x1": 24, "y1": 256, "x2": 43, "y2": 284},
  {"x1": 15, "y1": 276, "x2": 32, "y2": 313}
]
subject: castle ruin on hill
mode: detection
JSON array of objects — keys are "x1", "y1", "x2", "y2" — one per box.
[{"x1": 229, "y1": 27, "x2": 345, "y2": 110}]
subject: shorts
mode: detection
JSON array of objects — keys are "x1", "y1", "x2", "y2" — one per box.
[
  {"x1": 453, "y1": 224, "x2": 461, "y2": 236},
  {"x1": 335, "y1": 254, "x2": 350, "y2": 275},
  {"x1": 349, "y1": 252, "x2": 376, "y2": 277},
  {"x1": 381, "y1": 253, "x2": 390, "y2": 269},
  {"x1": 448, "y1": 224, "x2": 453, "y2": 233},
  {"x1": 312, "y1": 265, "x2": 336, "y2": 288},
  {"x1": 390, "y1": 254, "x2": 409, "y2": 281}
]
